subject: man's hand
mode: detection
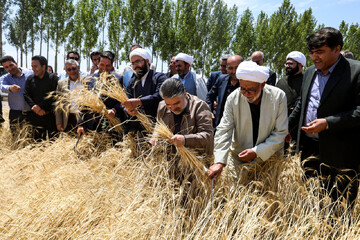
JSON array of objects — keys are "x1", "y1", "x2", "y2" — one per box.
[
  {"x1": 213, "y1": 101, "x2": 218, "y2": 110},
  {"x1": 122, "y1": 99, "x2": 142, "y2": 111},
  {"x1": 57, "y1": 124, "x2": 63, "y2": 132},
  {"x1": 125, "y1": 107, "x2": 138, "y2": 116},
  {"x1": 32, "y1": 105, "x2": 45, "y2": 116},
  {"x1": 90, "y1": 65, "x2": 98, "y2": 74},
  {"x1": 169, "y1": 134, "x2": 185, "y2": 147},
  {"x1": 9, "y1": 84, "x2": 21, "y2": 93},
  {"x1": 285, "y1": 133, "x2": 292, "y2": 143},
  {"x1": 208, "y1": 163, "x2": 224, "y2": 179},
  {"x1": 106, "y1": 108, "x2": 116, "y2": 120},
  {"x1": 238, "y1": 149, "x2": 257, "y2": 162},
  {"x1": 77, "y1": 126, "x2": 85, "y2": 136},
  {"x1": 301, "y1": 118, "x2": 327, "y2": 134}
]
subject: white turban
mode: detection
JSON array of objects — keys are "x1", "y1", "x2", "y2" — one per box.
[
  {"x1": 286, "y1": 51, "x2": 306, "y2": 66},
  {"x1": 129, "y1": 48, "x2": 152, "y2": 64},
  {"x1": 236, "y1": 61, "x2": 269, "y2": 83},
  {"x1": 174, "y1": 53, "x2": 194, "y2": 65}
]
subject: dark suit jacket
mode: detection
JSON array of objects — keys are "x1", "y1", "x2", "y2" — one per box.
[
  {"x1": 289, "y1": 56, "x2": 360, "y2": 170},
  {"x1": 206, "y1": 74, "x2": 234, "y2": 127},
  {"x1": 266, "y1": 69, "x2": 277, "y2": 86},
  {"x1": 126, "y1": 70, "x2": 166, "y2": 118},
  {"x1": 207, "y1": 71, "x2": 222, "y2": 91}
]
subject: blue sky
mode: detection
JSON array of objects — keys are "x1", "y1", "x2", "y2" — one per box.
[
  {"x1": 2, "y1": 0, "x2": 360, "y2": 72},
  {"x1": 223, "y1": 0, "x2": 360, "y2": 28}
]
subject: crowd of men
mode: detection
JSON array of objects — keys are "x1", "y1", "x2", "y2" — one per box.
[{"x1": 0, "y1": 27, "x2": 359, "y2": 211}]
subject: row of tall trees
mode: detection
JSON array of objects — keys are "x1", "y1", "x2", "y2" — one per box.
[{"x1": 1, "y1": 0, "x2": 360, "y2": 76}]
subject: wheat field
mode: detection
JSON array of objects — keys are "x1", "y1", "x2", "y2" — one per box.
[{"x1": 0, "y1": 105, "x2": 360, "y2": 239}]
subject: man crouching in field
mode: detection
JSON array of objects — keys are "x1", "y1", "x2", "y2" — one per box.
[
  {"x1": 208, "y1": 61, "x2": 288, "y2": 180},
  {"x1": 154, "y1": 78, "x2": 214, "y2": 156}
]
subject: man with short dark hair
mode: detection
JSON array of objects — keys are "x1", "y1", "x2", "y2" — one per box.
[
  {"x1": 207, "y1": 54, "x2": 231, "y2": 91},
  {"x1": 24, "y1": 56, "x2": 58, "y2": 140},
  {"x1": 340, "y1": 50, "x2": 354, "y2": 59},
  {"x1": 289, "y1": 27, "x2": 360, "y2": 208},
  {"x1": 206, "y1": 55, "x2": 243, "y2": 128},
  {"x1": 155, "y1": 78, "x2": 214, "y2": 155},
  {"x1": 89, "y1": 51, "x2": 101, "y2": 74},
  {"x1": 77, "y1": 51, "x2": 124, "y2": 136},
  {"x1": 0, "y1": 55, "x2": 33, "y2": 129},
  {"x1": 166, "y1": 56, "x2": 177, "y2": 78},
  {"x1": 251, "y1": 51, "x2": 277, "y2": 86}
]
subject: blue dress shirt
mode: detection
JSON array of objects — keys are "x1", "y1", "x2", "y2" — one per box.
[{"x1": 0, "y1": 68, "x2": 33, "y2": 111}]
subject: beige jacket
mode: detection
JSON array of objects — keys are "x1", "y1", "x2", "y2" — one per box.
[
  {"x1": 55, "y1": 76, "x2": 84, "y2": 130},
  {"x1": 157, "y1": 94, "x2": 214, "y2": 156},
  {"x1": 214, "y1": 85, "x2": 288, "y2": 165}
]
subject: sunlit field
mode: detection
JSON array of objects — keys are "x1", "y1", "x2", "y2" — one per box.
[{"x1": 1, "y1": 104, "x2": 360, "y2": 239}]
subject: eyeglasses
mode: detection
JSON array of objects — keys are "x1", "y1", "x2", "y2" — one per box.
[
  {"x1": 221, "y1": 64, "x2": 227, "y2": 68},
  {"x1": 66, "y1": 67, "x2": 78, "y2": 72},
  {"x1": 240, "y1": 86, "x2": 259, "y2": 95},
  {"x1": 69, "y1": 56, "x2": 79, "y2": 61},
  {"x1": 131, "y1": 59, "x2": 145, "y2": 66},
  {"x1": 285, "y1": 62, "x2": 296, "y2": 67}
]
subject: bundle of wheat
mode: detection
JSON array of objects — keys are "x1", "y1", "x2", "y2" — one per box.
[
  {"x1": 97, "y1": 72, "x2": 154, "y2": 132},
  {"x1": 1, "y1": 105, "x2": 360, "y2": 239},
  {"x1": 151, "y1": 120, "x2": 208, "y2": 178}
]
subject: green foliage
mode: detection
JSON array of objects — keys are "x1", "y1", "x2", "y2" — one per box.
[{"x1": 2, "y1": 0, "x2": 360, "y2": 75}]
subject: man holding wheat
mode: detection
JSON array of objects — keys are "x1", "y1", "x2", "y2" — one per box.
[
  {"x1": 155, "y1": 78, "x2": 214, "y2": 155},
  {"x1": 208, "y1": 61, "x2": 288, "y2": 179}
]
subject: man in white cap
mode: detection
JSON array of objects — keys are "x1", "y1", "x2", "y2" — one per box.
[
  {"x1": 173, "y1": 53, "x2": 207, "y2": 101},
  {"x1": 123, "y1": 48, "x2": 167, "y2": 120},
  {"x1": 276, "y1": 51, "x2": 306, "y2": 116},
  {"x1": 208, "y1": 61, "x2": 288, "y2": 179}
]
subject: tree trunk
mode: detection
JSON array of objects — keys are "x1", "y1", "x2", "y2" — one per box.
[
  {"x1": 0, "y1": 13, "x2": 3, "y2": 58},
  {"x1": 39, "y1": 15, "x2": 43, "y2": 55}
]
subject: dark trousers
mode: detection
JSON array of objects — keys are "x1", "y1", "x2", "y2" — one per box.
[
  {"x1": 300, "y1": 134, "x2": 359, "y2": 208},
  {"x1": 9, "y1": 109, "x2": 31, "y2": 132},
  {"x1": 63, "y1": 113, "x2": 78, "y2": 132},
  {"x1": 28, "y1": 112, "x2": 57, "y2": 140}
]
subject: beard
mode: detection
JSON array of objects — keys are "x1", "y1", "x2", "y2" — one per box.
[
  {"x1": 286, "y1": 64, "x2": 299, "y2": 76},
  {"x1": 245, "y1": 90, "x2": 262, "y2": 104},
  {"x1": 134, "y1": 64, "x2": 149, "y2": 79}
]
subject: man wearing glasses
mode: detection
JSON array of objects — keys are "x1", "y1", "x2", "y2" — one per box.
[
  {"x1": 276, "y1": 51, "x2": 306, "y2": 115},
  {"x1": 55, "y1": 59, "x2": 83, "y2": 133},
  {"x1": 58, "y1": 50, "x2": 87, "y2": 80},
  {"x1": 123, "y1": 48, "x2": 166, "y2": 120},
  {"x1": 208, "y1": 61, "x2": 288, "y2": 179}
]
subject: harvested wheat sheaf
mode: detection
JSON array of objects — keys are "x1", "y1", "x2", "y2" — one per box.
[{"x1": 0, "y1": 106, "x2": 360, "y2": 239}]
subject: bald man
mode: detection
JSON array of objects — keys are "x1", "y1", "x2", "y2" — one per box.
[
  {"x1": 251, "y1": 51, "x2": 277, "y2": 86},
  {"x1": 206, "y1": 55, "x2": 243, "y2": 128}
]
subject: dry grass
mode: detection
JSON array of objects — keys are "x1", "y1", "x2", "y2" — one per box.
[
  {"x1": 1, "y1": 105, "x2": 360, "y2": 239},
  {"x1": 97, "y1": 72, "x2": 154, "y2": 132}
]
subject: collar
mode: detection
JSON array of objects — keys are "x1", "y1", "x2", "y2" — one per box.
[
  {"x1": 316, "y1": 56, "x2": 341, "y2": 76},
  {"x1": 178, "y1": 71, "x2": 191, "y2": 81}
]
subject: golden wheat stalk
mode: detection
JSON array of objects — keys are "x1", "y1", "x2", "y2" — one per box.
[
  {"x1": 97, "y1": 72, "x2": 153, "y2": 132},
  {"x1": 151, "y1": 120, "x2": 206, "y2": 175}
]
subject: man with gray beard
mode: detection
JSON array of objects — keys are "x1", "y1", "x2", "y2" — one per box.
[{"x1": 208, "y1": 61, "x2": 288, "y2": 179}]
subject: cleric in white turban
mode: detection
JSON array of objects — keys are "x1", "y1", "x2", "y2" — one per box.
[
  {"x1": 208, "y1": 61, "x2": 288, "y2": 180},
  {"x1": 129, "y1": 48, "x2": 152, "y2": 64},
  {"x1": 286, "y1": 51, "x2": 306, "y2": 66},
  {"x1": 174, "y1": 53, "x2": 194, "y2": 65}
]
